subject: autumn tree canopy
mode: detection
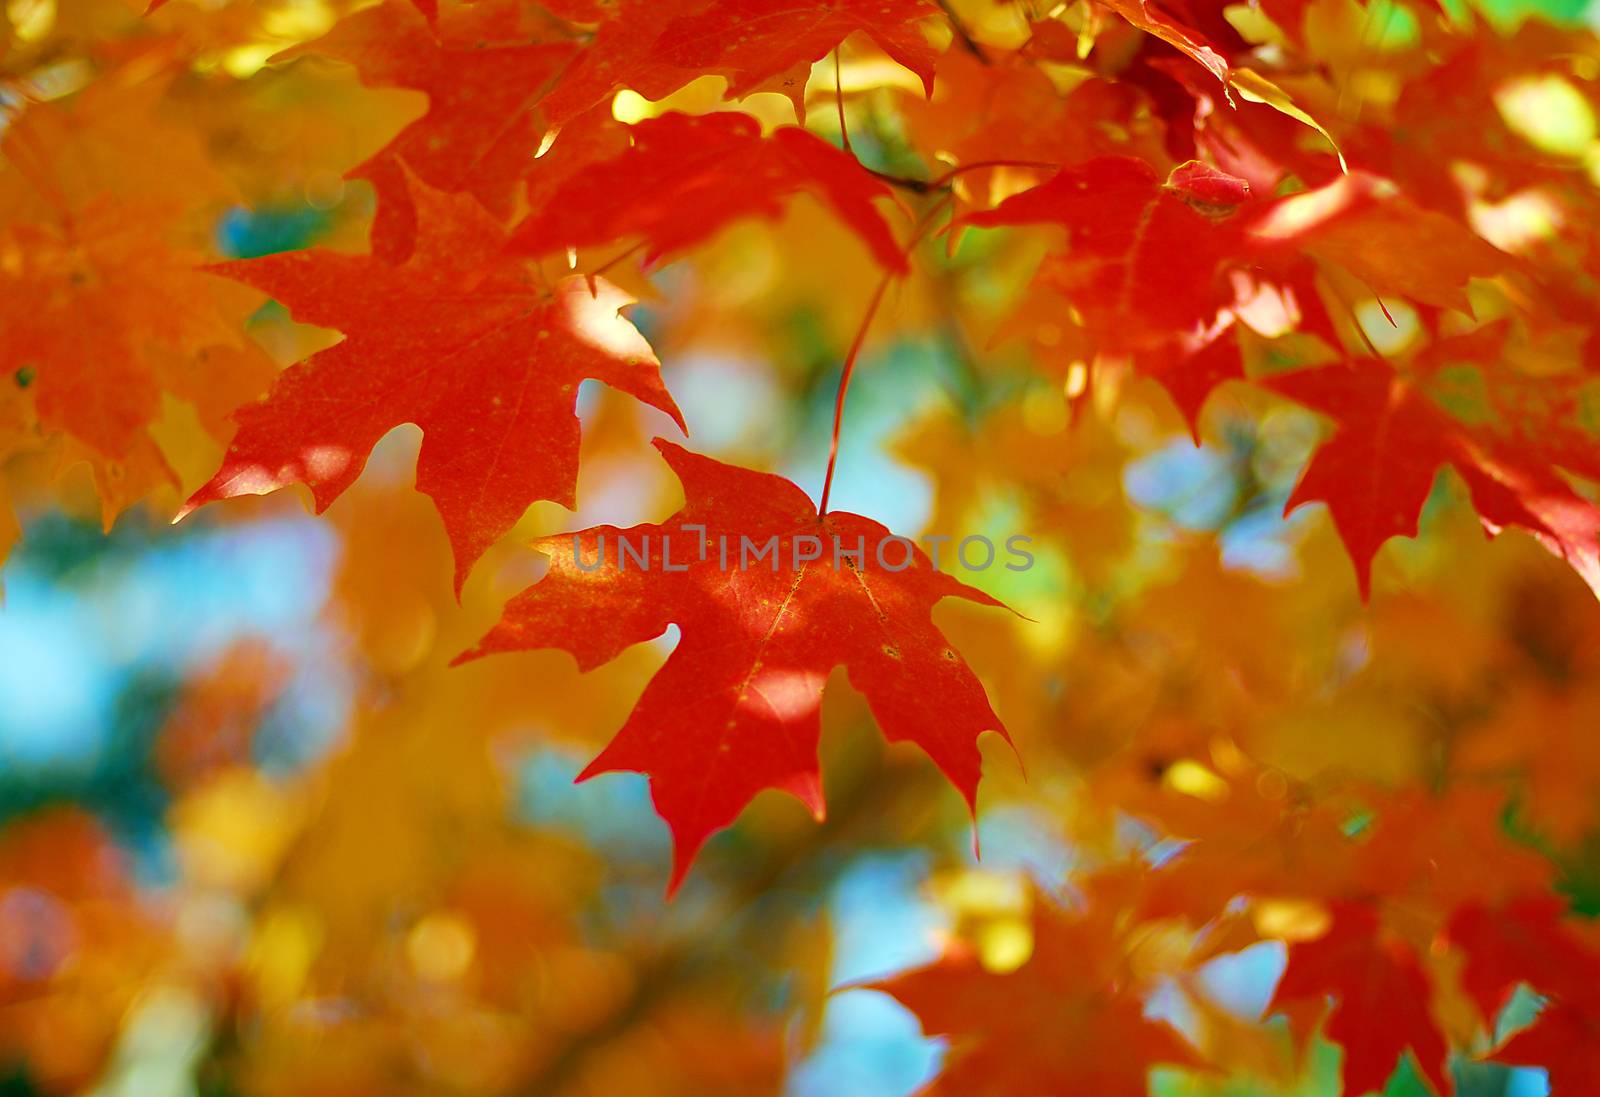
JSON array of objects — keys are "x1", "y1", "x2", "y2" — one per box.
[{"x1": 3, "y1": 0, "x2": 1600, "y2": 1095}]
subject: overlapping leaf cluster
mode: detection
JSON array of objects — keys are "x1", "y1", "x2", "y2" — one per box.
[{"x1": 5, "y1": 0, "x2": 1600, "y2": 1094}]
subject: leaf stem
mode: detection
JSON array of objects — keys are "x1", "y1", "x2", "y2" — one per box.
[
  {"x1": 818, "y1": 195, "x2": 954, "y2": 516},
  {"x1": 585, "y1": 239, "x2": 648, "y2": 284},
  {"x1": 866, "y1": 158, "x2": 1059, "y2": 195},
  {"x1": 834, "y1": 48, "x2": 852, "y2": 155},
  {"x1": 927, "y1": 158, "x2": 1060, "y2": 188},
  {"x1": 818, "y1": 275, "x2": 893, "y2": 517},
  {"x1": 867, "y1": 167, "x2": 933, "y2": 194}
]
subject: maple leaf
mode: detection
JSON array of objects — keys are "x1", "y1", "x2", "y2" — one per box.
[
  {"x1": 287, "y1": 0, "x2": 577, "y2": 262},
  {"x1": 1139, "y1": 322, "x2": 1249, "y2": 439},
  {"x1": 1247, "y1": 173, "x2": 1508, "y2": 313},
  {"x1": 520, "y1": 104, "x2": 635, "y2": 219},
  {"x1": 25, "y1": 0, "x2": 1600, "y2": 1093},
  {"x1": 537, "y1": 0, "x2": 939, "y2": 126},
  {"x1": 0, "y1": 213, "x2": 171, "y2": 461},
  {"x1": 185, "y1": 171, "x2": 684, "y2": 592},
  {"x1": 0, "y1": 77, "x2": 253, "y2": 452},
  {"x1": 1417, "y1": 323, "x2": 1600, "y2": 495},
  {"x1": 963, "y1": 154, "x2": 1511, "y2": 460},
  {"x1": 648, "y1": 0, "x2": 939, "y2": 111},
  {"x1": 1446, "y1": 897, "x2": 1600, "y2": 1024},
  {"x1": 511, "y1": 111, "x2": 906, "y2": 271},
  {"x1": 966, "y1": 156, "x2": 1252, "y2": 342},
  {"x1": 1134, "y1": 769, "x2": 1360, "y2": 924},
  {"x1": 1492, "y1": 1003, "x2": 1600, "y2": 1096},
  {"x1": 533, "y1": 0, "x2": 690, "y2": 128},
  {"x1": 1446, "y1": 896, "x2": 1600, "y2": 1093},
  {"x1": 1096, "y1": 0, "x2": 1231, "y2": 87},
  {"x1": 975, "y1": 159, "x2": 1503, "y2": 349},
  {"x1": 1270, "y1": 902, "x2": 1451, "y2": 1097},
  {"x1": 871, "y1": 890, "x2": 1202, "y2": 1096},
  {"x1": 0, "y1": 176, "x2": 264, "y2": 528},
  {"x1": 2, "y1": 263, "x2": 266, "y2": 512},
  {"x1": 964, "y1": 155, "x2": 1252, "y2": 429},
  {"x1": 1149, "y1": 53, "x2": 1348, "y2": 190},
  {"x1": 147, "y1": 0, "x2": 438, "y2": 18},
  {"x1": 1337, "y1": 23, "x2": 1587, "y2": 220},
  {"x1": 456, "y1": 438, "x2": 1011, "y2": 890},
  {"x1": 897, "y1": 51, "x2": 1170, "y2": 212},
  {"x1": 1350, "y1": 790, "x2": 1554, "y2": 914},
  {"x1": 965, "y1": 157, "x2": 1252, "y2": 346},
  {"x1": 1266, "y1": 357, "x2": 1600, "y2": 598},
  {"x1": 1453, "y1": 681, "x2": 1600, "y2": 843}
]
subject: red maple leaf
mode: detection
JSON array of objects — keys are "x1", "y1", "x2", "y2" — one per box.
[
  {"x1": 1493, "y1": 1003, "x2": 1600, "y2": 1096},
  {"x1": 1448, "y1": 897, "x2": 1600, "y2": 1022},
  {"x1": 1266, "y1": 357, "x2": 1600, "y2": 598},
  {"x1": 511, "y1": 111, "x2": 905, "y2": 271},
  {"x1": 1270, "y1": 902, "x2": 1451, "y2": 1097},
  {"x1": 288, "y1": 0, "x2": 577, "y2": 262},
  {"x1": 649, "y1": 0, "x2": 939, "y2": 107},
  {"x1": 185, "y1": 171, "x2": 683, "y2": 592},
  {"x1": 964, "y1": 156, "x2": 1252, "y2": 345},
  {"x1": 1096, "y1": 0, "x2": 1232, "y2": 87},
  {"x1": 535, "y1": 1, "x2": 688, "y2": 128},
  {"x1": 963, "y1": 155, "x2": 1252, "y2": 429},
  {"x1": 1447, "y1": 897, "x2": 1600, "y2": 1094},
  {"x1": 456, "y1": 438, "x2": 1011, "y2": 890},
  {"x1": 538, "y1": 0, "x2": 938, "y2": 126},
  {"x1": 1246, "y1": 172, "x2": 1508, "y2": 314},
  {"x1": 871, "y1": 889, "x2": 1203, "y2": 1096}
]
